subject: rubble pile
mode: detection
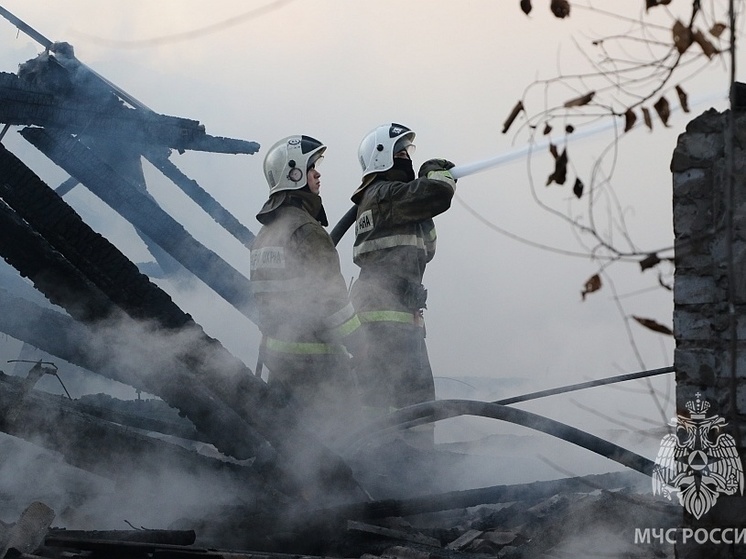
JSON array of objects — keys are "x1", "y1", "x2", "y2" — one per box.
[{"x1": 0, "y1": 469, "x2": 681, "y2": 559}]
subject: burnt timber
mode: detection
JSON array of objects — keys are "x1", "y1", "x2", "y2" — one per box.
[
  {"x1": 0, "y1": 126, "x2": 361, "y2": 503},
  {"x1": 0, "y1": 25, "x2": 363, "y2": 507},
  {"x1": 0, "y1": 371, "x2": 268, "y2": 491}
]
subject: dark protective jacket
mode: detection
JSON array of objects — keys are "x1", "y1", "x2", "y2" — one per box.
[
  {"x1": 349, "y1": 167, "x2": 455, "y2": 429},
  {"x1": 250, "y1": 194, "x2": 362, "y2": 442},
  {"x1": 252, "y1": 202, "x2": 359, "y2": 346},
  {"x1": 351, "y1": 171, "x2": 455, "y2": 316}
]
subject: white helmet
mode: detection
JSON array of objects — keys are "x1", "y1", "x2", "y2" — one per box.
[
  {"x1": 358, "y1": 123, "x2": 416, "y2": 179},
  {"x1": 263, "y1": 135, "x2": 326, "y2": 195}
]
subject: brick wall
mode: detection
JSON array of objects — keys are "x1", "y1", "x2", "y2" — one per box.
[{"x1": 672, "y1": 107, "x2": 746, "y2": 553}]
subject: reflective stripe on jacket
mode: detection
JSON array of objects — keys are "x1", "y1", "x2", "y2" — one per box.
[
  {"x1": 358, "y1": 310, "x2": 424, "y2": 327},
  {"x1": 263, "y1": 336, "x2": 348, "y2": 355}
]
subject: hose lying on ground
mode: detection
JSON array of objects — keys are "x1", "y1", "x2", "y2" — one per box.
[{"x1": 341, "y1": 398, "x2": 658, "y2": 478}]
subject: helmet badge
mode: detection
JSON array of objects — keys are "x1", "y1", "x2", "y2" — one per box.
[{"x1": 287, "y1": 159, "x2": 303, "y2": 182}]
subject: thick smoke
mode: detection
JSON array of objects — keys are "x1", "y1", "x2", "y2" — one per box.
[
  {"x1": 0, "y1": 310, "x2": 266, "y2": 533},
  {"x1": 0, "y1": 6, "x2": 681, "y2": 549}
]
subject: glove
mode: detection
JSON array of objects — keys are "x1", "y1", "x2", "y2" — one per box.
[{"x1": 418, "y1": 158, "x2": 456, "y2": 177}]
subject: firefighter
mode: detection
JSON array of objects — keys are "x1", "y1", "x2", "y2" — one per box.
[
  {"x1": 251, "y1": 135, "x2": 363, "y2": 445},
  {"x1": 350, "y1": 122, "x2": 456, "y2": 448}
]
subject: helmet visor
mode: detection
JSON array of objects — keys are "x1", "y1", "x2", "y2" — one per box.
[
  {"x1": 308, "y1": 153, "x2": 324, "y2": 170},
  {"x1": 393, "y1": 141, "x2": 416, "y2": 159},
  {"x1": 394, "y1": 142, "x2": 417, "y2": 159}
]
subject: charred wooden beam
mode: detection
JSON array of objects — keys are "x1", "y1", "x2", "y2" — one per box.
[
  {"x1": 0, "y1": 371, "x2": 270, "y2": 490},
  {"x1": 72, "y1": 396, "x2": 203, "y2": 444},
  {"x1": 0, "y1": 287, "x2": 140, "y2": 389},
  {"x1": 0, "y1": 289, "x2": 223, "y2": 446},
  {"x1": 0, "y1": 200, "x2": 270, "y2": 466},
  {"x1": 44, "y1": 537, "x2": 208, "y2": 556},
  {"x1": 0, "y1": 72, "x2": 259, "y2": 155},
  {"x1": 0, "y1": 145, "x2": 364, "y2": 503},
  {"x1": 143, "y1": 148, "x2": 255, "y2": 248},
  {"x1": 0, "y1": 141, "x2": 195, "y2": 329},
  {"x1": 0, "y1": 199, "x2": 114, "y2": 323},
  {"x1": 334, "y1": 471, "x2": 647, "y2": 521},
  {"x1": 0, "y1": 286, "x2": 76, "y2": 354},
  {"x1": 37, "y1": 545, "x2": 350, "y2": 559},
  {"x1": 346, "y1": 521, "x2": 440, "y2": 548},
  {"x1": 46, "y1": 529, "x2": 195, "y2": 546},
  {"x1": 15, "y1": 129, "x2": 257, "y2": 322}
]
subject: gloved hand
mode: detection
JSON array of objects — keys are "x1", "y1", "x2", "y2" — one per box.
[{"x1": 418, "y1": 158, "x2": 456, "y2": 177}]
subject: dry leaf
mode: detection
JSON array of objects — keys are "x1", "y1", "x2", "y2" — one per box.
[
  {"x1": 632, "y1": 316, "x2": 673, "y2": 336},
  {"x1": 549, "y1": 142, "x2": 559, "y2": 160},
  {"x1": 642, "y1": 107, "x2": 653, "y2": 131},
  {"x1": 675, "y1": 85, "x2": 690, "y2": 113},
  {"x1": 550, "y1": 0, "x2": 570, "y2": 18},
  {"x1": 564, "y1": 92, "x2": 595, "y2": 108},
  {"x1": 693, "y1": 29, "x2": 718, "y2": 58},
  {"x1": 546, "y1": 148, "x2": 568, "y2": 186},
  {"x1": 672, "y1": 20, "x2": 693, "y2": 54},
  {"x1": 573, "y1": 178, "x2": 584, "y2": 199},
  {"x1": 543, "y1": 122, "x2": 552, "y2": 135},
  {"x1": 646, "y1": 0, "x2": 672, "y2": 9},
  {"x1": 502, "y1": 100, "x2": 524, "y2": 134},
  {"x1": 639, "y1": 253, "x2": 661, "y2": 271},
  {"x1": 520, "y1": 0, "x2": 532, "y2": 15},
  {"x1": 710, "y1": 22, "x2": 727, "y2": 38},
  {"x1": 624, "y1": 109, "x2": 637, "y2": 132},
  {"x1": 653, "y1": 96, "x2": 671, "y2": 127},
  {"x1": 581, "y1": 274, "x2": 602, "y2": 301}
]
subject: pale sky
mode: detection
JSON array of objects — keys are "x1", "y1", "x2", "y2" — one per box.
[{"x1": 0, "y1": 0, "x2": 736, "y2": 447}]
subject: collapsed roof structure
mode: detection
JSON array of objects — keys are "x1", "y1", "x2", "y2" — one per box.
[
  {"x1": 0, "y1": 4, "x2": 366, "y2": 513},
  {"x1": 0, "y1": 7, "x2": 686, "y2": 559}
]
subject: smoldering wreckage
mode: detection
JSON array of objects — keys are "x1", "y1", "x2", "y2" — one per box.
[{"x1": 0, "y1": 8, "x2": 683, "y2": 559}]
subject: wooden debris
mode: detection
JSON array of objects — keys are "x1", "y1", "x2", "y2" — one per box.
[
  {"x1": 46, "y1": 529, "x2": 196, "y2": 546},
  {"x1": 445, "y1": 529, "x2": 482, "y2": 550},
  {"x1": 347, "y1": 521, "x2": 441, "y2": 548}
]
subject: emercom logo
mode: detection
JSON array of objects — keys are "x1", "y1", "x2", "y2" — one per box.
[{"x1": 652, "y1": 393, "x2": 744, "y2": 519}]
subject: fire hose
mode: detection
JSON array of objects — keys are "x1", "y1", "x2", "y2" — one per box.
[
  {"x1": 329, "y1": 94, "x2": 712, "y2": 246},
  {"x1": 342, "y1": 398, "x2": 656, "y2": 477},
  {"x1": 340, "y1": 366, "x2": 675, "y2": 477}
]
